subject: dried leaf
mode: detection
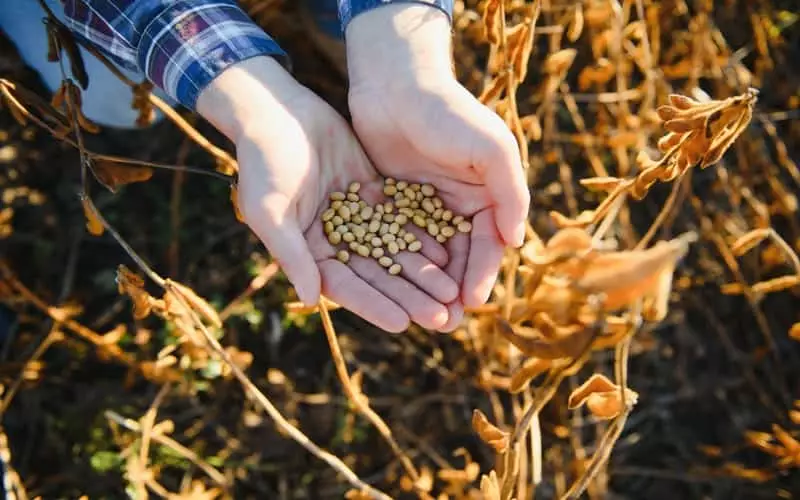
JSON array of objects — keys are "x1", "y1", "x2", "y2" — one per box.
[
  {"x1": 167, "y1": 280, "x2": 222, "y2": 328},
  {"x1": 568, "y1": 373, "x2": 638, "y2": 420},
  {"x1": 479, "y1": 76, "x2": 506, "y2": 104},
  {"x1": 544, "y1": 48, "x2": 577, "y2": 75},
  {"x1": 93, "y1": 160, "x2": 153, "y2": 193},
  {"x1": 483, "y1": 0, "x2": 503, "y2": 44},
  {"x1": 580, "y1": 176, "x2": 625, "y2": 192},
  {"x1": 116, "y1": 265, "x2": 155, "y2": 320},
  {"x1": 509, "y1": 357, "x2": 552, "y2": 393},
  {"x1": 472, "y1": 409, "x2": 509, "y2": 453},
  {"x1": 495, "y1": 316, "x2": 594, "y2": 359},
  {"x1": 81, "y1": 197, "x2": 104, "y2": 236}
]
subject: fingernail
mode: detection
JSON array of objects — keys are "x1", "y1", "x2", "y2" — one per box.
[{"x1": 513, "y1": 223, "x2": 526, "y2": 247}]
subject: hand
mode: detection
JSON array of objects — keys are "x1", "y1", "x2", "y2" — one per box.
[
  {"x1": 196, "y1": 56, "x2": 459, "y2": 332},
  {"x1": 344, "y1": 5, "x2": 531, "y2": 331}
]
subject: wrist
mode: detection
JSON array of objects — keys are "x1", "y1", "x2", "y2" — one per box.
[
  {"x1": 345, "y1": 4, "x2": 455, "y2": 91},
  {"x1": 196, "y1": 56, "x2": 306, "y2": 141}
]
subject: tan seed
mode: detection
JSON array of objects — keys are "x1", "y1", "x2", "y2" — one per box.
[
  {"x1": 357, "y1": 245, "x2": 370, "y2": 257},
  {"x1": 324, "y1": 221, "x2": 334, "y2": 234},
  {"x1": 343, "y1": 232, "x2": 355, "y2": 243},
  {"x1": 348, "y1": 181, "x2": 361, "y2": 193},
  {"x1": 388, "y1": 264, "x2": 402, "y2": 275},
  {"x1": 360, "y1": 206, "x2": 373, "y2": 219},
  {"x1": 421, "y1": 184, "x2": 435, "y2": 197},
  {"x1": 371, "y1": 237, "x2": 383, "y2": 247},
  {"x1": 410, "y1": 183, "x2": 421, "y2": 192},
  {"x1": 398, "y1": 228, "x2": 407, "y2": 237},
  {"x1": 322, "y1": 208, "x2": 335, "y2": 221},
  {"x1": 378, "y1": 256, "x2": 393, "y2": 268},
  {"x1": 413, "y1": 215, "x2": 427, "y2": 228},
  {"x1": 359, "y1": 200, "x2": 367, "y2": 209},
  {"x1": 383, "y1": 214, "x2": 395, "y2": 223},
  {"x1": 436, "y1": 234, "x2": 447, "y2": 243},
  {"x1": 368, "y1": 220, "x2": 381, "y2": 233},
  {"x1": 330, "y1": 192, "x2": 346, "y2": 201},
  {"x1": 389, "y1": 222, "x2": 400, "y2": 234},
  {"x1": 352, "y1": 214, "x2": 363, "y2": 224},
  {"x1": 346, "y1": 193, "x2": 359, "y2": 202},
  {"x1": 384, "y1": 202, "x2": 394, "y2": 213},
  {"x1": 415, "y1": 192, "x2": 423, "y2": 202},
  {"x1": 382, "y1": 233, "x2": 395, "y2": 244},
  {"x1": 394, "y1": 192, "x2": 404, "y2": 202},
  {"x1": 422, "y1": 199, "x2": 435, "y2": 213},
  {"x1": 338, "y1": 205, "x2": 351, "y2": 220},
  {"x1": 408, "y1": 240, "x2": 422, "y2": 252},
  {"x1": 432, "y1": 208, "x2": 443, "y2": 220},
  {"x1": 349, "y1": 202, "x2": 360, "y2": 213},
  {"x1": 404, "y1": 188, "x2": 415, "y2": 199},
  {"x1": 411, "y1": 201, "x2": 420, "y2": 209},
  {"x1": 337, "y1": 250, "x2": 350, "y2": 263},
  {"x1": 399, "y1": 208, "x2": 414, "y2": 217},
  {"x1": 403, "y1": 232, "x2": 416, "y2": 243},
  {"x1": 328, "y1": 231, "x2": 342, "y2": 245},
  {"x1": 384, "y1": 185, "x2": 398, "y2": 196},
  {"x1": 441, "y1": 226, "x2": 456, "y2": 238},
  {"x1": 433, "y1": 197, "x2": 443, "y2": 209},
  {"x1": 396, "y1": 181, "x2": 408, "y2": 190},
  {"x1": 387, "y1": 241, "x2": 400, "y2": 255},
  {"x1": 376, "y1": 204, "x2": 385, "y2": 214},
  {"x1": 332, "y1": 215, "x2": 344, "y2": 226},
  {"x1": 427, "y1": 223, "x2": 440, "y2": 237},
  {"x1": 442, "y1": 210, "x2": 453, "y2": 222},
  {"x1": 379, "y1": 223, "x2": 389, "y2": 235},
  {"x1": 396, "y1": 198, "x2": 411, "y2": 208},
  {"x1": 395, "y1": 214, "x2": 408, "y2": 225},
  {"x1": 365, "y1": 232, "x2": 376, "y2": 242},
  {"x1": 349, "y1": 241, "x2": 360, "y2": 251},
  {"x1": 336, "y1": 225, "x2": 348, "y2": 234},
  {"x1": 457, "y1": 221, "x2": 473, "y2": 233},
  {"x1": 372, "y1": 247, "x2": 385, "y2": 259},
  {"x1": 385, "y1": 177, "x2": 395, "y2": 185},
  {"x1": 452, "y1": 215, "x2": 464, "y2": 225},
  {"x1": 331, "y1": 200, "x2": 343, "y2": 210},
  {"x1": 397, "y1": 239, "x2": 407, "y2": 251},
  {"x1": 353, "y1": 226, "x2": 366, "y2": 240}
]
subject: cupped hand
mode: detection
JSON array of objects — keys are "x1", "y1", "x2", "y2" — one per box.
[
  {"x1": 345, "y1": 5, "x2": 531, "y2": 331},
  {"x1": 196, "y1": 57, "x2": 459, "y2": 332}
]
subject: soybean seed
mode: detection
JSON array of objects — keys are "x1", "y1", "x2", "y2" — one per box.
[
  {"x1": 378, "y1": 256, "x2": 393, "y2": 268},
  {"x1": 388, "y1": 264, "x2": 402, "y2": 275},
  {"x1": 413, "y1": 215, "x2": 427, "y2": 227},
  {"x1": 372, "y1": 247, "x2": 384, "y2": 259},
  {"x1": 389, "y1": 222, "x2": 400, "y2": 234},
  {"x1": 352, "y1": 215, "x2": 363, "y2": 224},
  {"x1": 331, "y1": 200, "x2": 343, "y2": 210},
  {"x1": 381, "y1": 233, "x2": 395, "y2": 244},
  {"x1": 397, "y1": 239, "x2": 407, "y2": 251},
  {"x1": 384, "y1": 202, "x2": 393, "y2": 213},
  {"x1": 457, "y1": 221, "x2": 473, "y2": 232},
  {"x1": 452, "y1": 215, "x2": 464, "y2": 225},
  {"x1": 328, "y1": 231, "x2": 342, "y2": 245},
  {"x1": 404, "y1": 188, "x2": 415, "y2": 199},
  {"x1": 346, "y1": 193, "x2": 359, "y2": 202},
  {"x1": 427, "y1": 223, "x2": 440, "y2": 237},
  {"x1": 399, "y1": 208, "x2": 414, "y2": 217},
  {"x1": 338, "y1": 206, "x2": 351, "y2": 220},
  {"x1": 322, "y1": 208, "x2": 335, "y2": 221},
  {"x1": 415, "y1": 191, "x2": 424, "y2": 202},
  {"x1": 379, "y1": 223, "x2": 389, "y2": 235},
  {"x1": 396, "y1": 198, "x2": 411, "y2": 208},
  {"x1": 383, "y1": 214, "x2": 395, "y2": 223},
  {"x1": 324, "y1": 221, "x2": 334, "y2": 234},
  {"x1": 332, "y1": 215, "x2": 344, "y2": 226},
  {"x1": 343, "y1": 232, "x2": 355, "y2": 243},
  {"x1": 368, "y1": 220, "x2": 381, "y2": 233},
  {"x1": 433, "y1": 208, "x2": 443, "y2": 220},
  {"x1": 357, "y1": 245, "x2": 370, "y2": 257},
  {"x1": 371, "y1": 237, "x2": 383, "y2": 247},
  {"x1": 411, "y1": 201, "x2": 420, "y2": 209},
  {"x1": 422, "y1": 199, "x2": 435, "y2": 213},
  {"x1": 353, "y1": 226, "x2": 366, "y2": 240},
  {"x1": 396, "y1": 181, "x2": 408, "y2": 190},
  {"x1": 441, "y1": 226, "x2": 456, "y2": 238},
  {"x1": 410, "y1": 183, "x2": 421, "y2": 191},
  {"x1": 376, "y1": 204, "x2": 385, "y2": 214},
  {"x1": 336, "y1": 225, "x2": 348, "y2": 234},
  {"x1": 384, "y1": 185, "x2": 398, "y2": 196},
  {"x1": 436, "y1": 234, "x2": 447, "y2": 243},
  {"x1": 403, "y1": 232, "x2": 416, "y2": 243},
  {"x1": 421, "y1": 184, "x2": 435, "y2": 197},
  {"x1": 337, "y1": 250, "x2": 350, "y2": 263},
  {"x1": 387, "y1": 241, "x2": 400, "y2": 255},
  {"x1": 349, "y1": 202, "x2": 360, "y2": 213},
  {"x1": 349, "y1": 241, "x2": 360, "y2": 251},
  {"x1": 360, "y1": 206, "x2": 373, "y2": 219},
  {"x1": 442, "y1": 210, "x2": 453, "y2": 222},
  {"x1": 433, "y1": 197, "x2": 443, "y2": 209},
  {"x1": 408, "y1": 240, "x2": 422, "y2": 252},
  {"x1": 348, "y1": 181, "x2": 361, "y2": 193},
  {"x1": 330, "y1": 192, "x2": 346, "y2": 201},
  {"x1": 385, "y1": 177, "x2": 396, "y2": 185}
]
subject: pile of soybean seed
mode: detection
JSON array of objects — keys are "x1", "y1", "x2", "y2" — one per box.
[{"x1": 321, "y1": 178, "x2": 473, "y2": 276}]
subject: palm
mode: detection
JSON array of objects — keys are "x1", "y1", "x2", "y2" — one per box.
[
  {"x1": 235, "y1": 91, "x2": 459, "y2": 332},
  {"x1": 349, "y1": 80, "x2": 529, "y2": 331}
]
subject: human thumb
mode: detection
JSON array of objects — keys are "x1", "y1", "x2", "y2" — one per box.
[{"x1": 242, "y1": 191, "x2": 321, "y2": 306}]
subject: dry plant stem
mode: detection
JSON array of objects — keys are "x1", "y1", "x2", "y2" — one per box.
[
  {"x1": 317, "y1": 300, "x2": 422, "y2": 484},
  {"x1": 561, "y1": 333, "x2": 634, "y2": 500},
  {"x1": 219, "y1": 261, "x2": 280, "y2": 321},
  {"x1": 0, "y1": 261, "x2": 137, "y2": 368},
  {"x1": 166, "y1": 286, "x2": 391, "y2": 499},
  {"x1": 138, "y1": 383, "x2": 171, "y2": 494},
  {"x1": 0, "y1": 327, "x2": 61, "y2": 416},
  {"x1": 635, "y1": 172, "x2": 688, "y2": 250},
  {"x1": 105, "y1": 409, "x2": 229, "y2": 487}
]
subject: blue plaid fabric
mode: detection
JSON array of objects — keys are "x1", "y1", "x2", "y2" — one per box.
[{"x1": 57, "y1": 0, "x2": 454, "y2": 111}]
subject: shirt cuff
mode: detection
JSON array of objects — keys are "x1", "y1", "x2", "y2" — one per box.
[
  {"x1": 136, "y1": 1, "x2": 290, "y2": 111},
  {"x1": 338, "y1": 0, "x2": 454, "y2": 31}
]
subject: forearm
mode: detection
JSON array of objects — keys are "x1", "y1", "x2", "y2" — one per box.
[{"x1": 58, "y1": 0, "x2": 289, "y2": 110}]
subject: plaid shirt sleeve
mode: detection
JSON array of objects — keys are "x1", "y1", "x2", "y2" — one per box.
[
  {"x1": 338, "y1": 0, "x2": 454, "y2": 29},
  {"x1": 58, "y1": 0, "x2": 289, "y2": 110}
]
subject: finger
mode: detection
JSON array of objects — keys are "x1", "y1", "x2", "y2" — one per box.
[
  {"x1": 471, "y1": 112, "x2": 530, "y2": 247},
  {"x1": 246, "y1": 192, "x2": 321, "y2": 306},
  {"x1": 403, "y1": 225, "x2": 449, "y2": 267},
  {"x1": 319, "y1": 259, "x2": 410, "y2": 333},
  {"x1": 436, "y1": 231, "x2": 469, "y2": 333},
  {"x1": 347, "y1": 254, "x2": 449, "y2": 331},
  {"x1": 463, "y1": 209, "x2": 505, "y2": 308},
  {"x1": 391, "y1": 251, "x2": 459, "y2": 304}
]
